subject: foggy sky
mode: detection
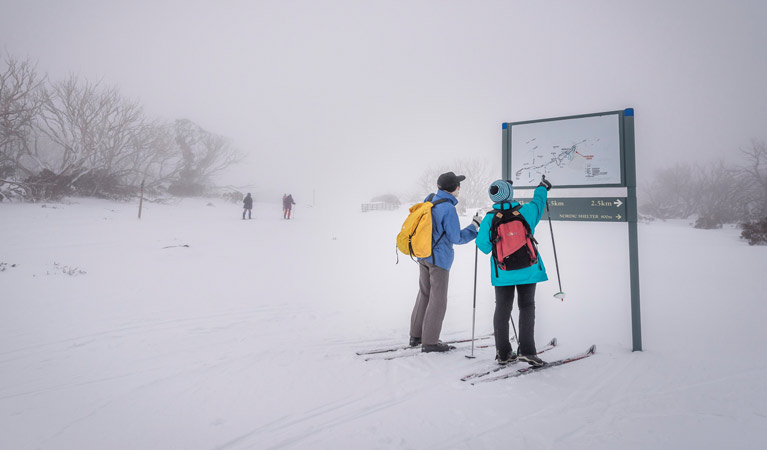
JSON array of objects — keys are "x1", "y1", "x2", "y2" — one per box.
[{"x1": 2, "y1": 0, "x2": 765, "y2": 204}]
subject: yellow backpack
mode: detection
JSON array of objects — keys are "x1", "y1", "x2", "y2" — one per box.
[{"x1": 396, "y1": 194, "x2": 449, "y2": 261}]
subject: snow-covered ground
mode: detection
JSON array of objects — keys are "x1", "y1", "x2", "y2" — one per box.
[{"x1": 1, "y1": 198, "x2": 766, "y2": 450}]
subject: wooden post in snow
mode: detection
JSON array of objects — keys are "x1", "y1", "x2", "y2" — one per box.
[{"x1": 138, "y1": 179, "x2": 145, "y2": 219}]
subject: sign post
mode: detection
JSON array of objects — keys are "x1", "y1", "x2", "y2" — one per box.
[
  {"x1": 623, "y1": 109, "x2": 642, "y2": 351},
  {"x1": 502, "y1": 108, "x2": 642, "y2": 351}
]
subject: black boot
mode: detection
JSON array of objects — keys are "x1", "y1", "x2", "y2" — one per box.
[
  {"x1": 409, "y1": 336, "x2": 422, "y2": 347},
  {"x1": 421, "y1": 342, "x2": 455, "y2": 353},
  {"x1": 496, "y1": 350, "x2": 518, "y2": 365},
  {"x1": 518, "y1": 354, "x2": 546, "y2": 367}
]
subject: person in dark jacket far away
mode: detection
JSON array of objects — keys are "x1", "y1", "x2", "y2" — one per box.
[
  {"x1": 242, "y1": 193, "x2": 253, "y2": 220},
  {"x1": 409, "y1": 171, "x2": 481, "y2": 353},
  {"x1": 283, "y1": 194, "x2": 296, "y2": 219},
  {"x1": 475, "y1": 178, "x2": 551, "y2": 367}
]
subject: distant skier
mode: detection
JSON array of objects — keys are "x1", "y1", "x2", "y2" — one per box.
[
  {"x1": 242, "y1": 193, "x2": 253, "y2": 220},
  {"x1": 475, "y1": 177, "x2": 551, "y2": 367},
  {"x1": 283, "y1": 193, "x2": 295, "y2": 219}
]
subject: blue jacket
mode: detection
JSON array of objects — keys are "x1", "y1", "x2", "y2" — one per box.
[
  {"x1": 476, "y1": 186, "x2": 549, "y2": 286},
  {"x1": 418, "y1": 190, "x2": 478, "y2": 271}
]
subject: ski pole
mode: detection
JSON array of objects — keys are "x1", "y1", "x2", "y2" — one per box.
[
  {"x1": 543, "y1": 175, "x2": 565, "y2": 300},
  {"x1": 466, "y1": 244, "x2": 479, "y2": 359},
  {"x1": 510, "y1": 313, "x2": 519, "y2": 346}
]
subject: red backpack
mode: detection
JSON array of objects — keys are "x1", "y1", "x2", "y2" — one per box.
[{"x1": 488, "y1": 204, "x2": 539, "y2": 276}]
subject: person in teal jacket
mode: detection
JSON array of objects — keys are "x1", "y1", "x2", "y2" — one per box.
[{"x1": 476, "y1": 178, "x2": 551, "y2": 366}]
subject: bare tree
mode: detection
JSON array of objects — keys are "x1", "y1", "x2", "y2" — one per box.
[
  {"x1": 693, "y1": 160, "x2": 747, "y2": 228},
  {"x1": 415, "y1": 158, "x2": 496, "y2": 213},
  {"x1": 35, "y1": 77, "x2": 115, "y2": 177},
  {"x1": 122, "y1": 120, "x2": 180, "y2": 190},
  {"x1": 83, "y1": 91, "x2": 145, "y2": 195},
  {"x1": 417, "y1": 165, "x2": 448, "y2": 198},
  {"x1": 0, "y1": 53, "x2": 45, "y2": 199},
  {"x1": 738, "y1": 139, "x2": 767, "y2": 219},
  {"x1": 454, "y1": 158, "x2": 496, "y2": 209},
  {"x1": 2, "y1": 52, "x2": 246, "y2": 201},
  {"x1": 168, "y1": 119, "x2": 243, "y2": 195},
  {"x1": 640, "y1": 163, "x2": 698, "y2": 219},
  {"x1": 26, "y1": 75, "x2": 156, "y2": 198}
]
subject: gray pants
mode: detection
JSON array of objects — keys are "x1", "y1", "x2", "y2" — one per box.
[{"x1": 410, "y1": 260, "x2": 450, "y2": 346}]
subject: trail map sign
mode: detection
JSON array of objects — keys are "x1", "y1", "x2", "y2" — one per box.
[
  {"x1": 509, "y1": 113, "x2": 623, "y2": 187},
  {"x1": 502, "y1": 109, "x2": 642, "y2": 351}
]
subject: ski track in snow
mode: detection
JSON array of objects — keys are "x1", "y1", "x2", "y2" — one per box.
[
  {"x1": 211, "y1": 392, "x2": 423, "y2": 450},
  {"x1": 2, "y1": 199, "x2": 766, "y2": 449}
]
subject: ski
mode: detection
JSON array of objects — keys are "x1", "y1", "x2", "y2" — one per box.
[
  {"x1": 460, "y1": 337, "x2": 558, "y2": 382},
  {"x1": 356, "y1": 333, "x2": 494, "y2": 356},
  {"x1": 471, "y1": 344, "x2": 597, "y2": 385},
  {"x1": 364, "y1": 340, "x2": 494, "y2": 361}
]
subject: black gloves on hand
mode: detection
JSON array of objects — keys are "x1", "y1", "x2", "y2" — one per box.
[{"x1": 538, "y1": 177, "x2": 552, "y2": 191}]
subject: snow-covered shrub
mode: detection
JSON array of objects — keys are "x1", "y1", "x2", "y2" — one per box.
[
  {"x1": 222, "y1": 191, "x2": 244, "y2": 203},
  {"x1": 23, "y1": 169, "x2": 75, "y2": 200},
  {"x1": 740, "y1": 217, "x2": 767, "y2": 245},
  {"x1": 370, "y1": 194, "x2": 400, "y2": 206},
  {"x1": 0, "y1": 262, "x2": 17, "y2": 272},
  {"x1": 49, "y1": 262, "x2": 86, "y2": 276},
  {"x1": 693, "y1": 213, "x2": 725, "y2": 229},
  {"x1": 71, "y1": 170, "x2": 135, "y2": 200}
]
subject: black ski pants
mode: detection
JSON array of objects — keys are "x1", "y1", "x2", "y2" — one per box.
[{"x1": 494, "y1": 283, "x2": 537, "y2": 359}]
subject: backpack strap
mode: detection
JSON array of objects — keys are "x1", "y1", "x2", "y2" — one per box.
[
  {"x1": 431, "y1": 231, "x2": 446, "y2": 265},
  {"x1": 511, "y1": 204, "x2": 536, "y2": 246},
  {"x1": 489, "y1": 207, "x2": 514, "y2": 276},
  {"x1": 428, "y1": 196, "x2": 449, "y2": 265}
]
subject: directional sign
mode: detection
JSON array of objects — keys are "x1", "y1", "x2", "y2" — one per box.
[{"x1": 541, "y1": 197, "x2": 627, "y2": 222}]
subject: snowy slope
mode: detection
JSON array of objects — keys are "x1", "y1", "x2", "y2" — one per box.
[{"x1": 1, "y1": 198, "x2": 766, "y2": 450}]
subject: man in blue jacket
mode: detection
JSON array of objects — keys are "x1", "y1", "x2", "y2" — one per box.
[
  {"x1": 410, "y1": 172, "x2": 481, "y2": 353},
  {"x1": 476, "y1": 178, "x2": 551, "y2": 366}
]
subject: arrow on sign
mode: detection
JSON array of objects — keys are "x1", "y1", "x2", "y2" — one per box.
[
  {"x1": 617, "y1": 214, "x2": 622, "y2": 220},
  {"x1": 615, "y1": 199, "x2": 623, "y2": 207}
]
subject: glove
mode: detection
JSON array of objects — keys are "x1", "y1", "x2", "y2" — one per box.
[
  {"x1": 471, "y1": 211, "x2": 483, "y2": 231},
  {"x1": 538, "y1": 177, "x2": 552, "y2": 191}
]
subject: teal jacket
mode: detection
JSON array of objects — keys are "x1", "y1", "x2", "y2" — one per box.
[{"x1": 476, "y1": 186, "x2": 549, "y2": 286}]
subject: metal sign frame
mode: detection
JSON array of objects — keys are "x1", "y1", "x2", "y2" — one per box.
[{"x1": 501, "y1": 108, "x2": 642, "y2": 351}]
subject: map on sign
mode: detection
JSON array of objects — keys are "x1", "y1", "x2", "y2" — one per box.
[{"x1": 509, "y1": 114, "x2": 622, "y2": 187}]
